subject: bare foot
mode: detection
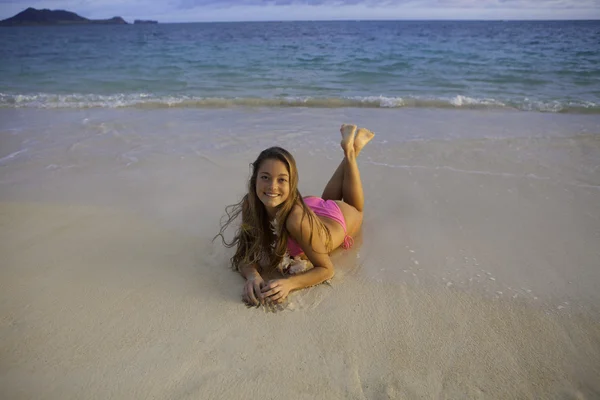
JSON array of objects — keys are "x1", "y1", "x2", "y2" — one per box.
[
  {"x1": 354, "y1": 127, "x2": 375, "y2": 156},
  {"x1": 340, "y1": 124, "x2": 357, "y2": 155}
]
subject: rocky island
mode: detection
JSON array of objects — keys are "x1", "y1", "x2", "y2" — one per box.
[{"x1": 0, "y1": 8, "x2": 134, "y2": 26}]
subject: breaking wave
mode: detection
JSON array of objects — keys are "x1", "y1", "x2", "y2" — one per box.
[{"x1": 1, "y1": 93, "x2": 598, "y2": 114}]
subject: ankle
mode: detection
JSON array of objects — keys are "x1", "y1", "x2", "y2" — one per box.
[{"x1": 344, "y1": 148, "x2": 357, "y2": 161}]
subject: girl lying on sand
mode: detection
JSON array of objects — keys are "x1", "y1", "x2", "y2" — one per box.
[{"x1": 216, "y1": 124, "x2": 374, "y2": 306}]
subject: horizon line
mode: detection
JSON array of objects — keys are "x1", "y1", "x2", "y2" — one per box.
[
  {"x1": 163, "y1": 18, "x2": 600, "y2": 23},
  {"x1": 2, "y1": 8, "x2": 599, "y2": 23},
  {"x1": 2, "y1": 14, "x2": 599, "y2": 24}
]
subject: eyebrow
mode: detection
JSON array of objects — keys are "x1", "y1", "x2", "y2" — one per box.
[{"x1": 260, "y1": 172, "x2": 289, "y2": 177}]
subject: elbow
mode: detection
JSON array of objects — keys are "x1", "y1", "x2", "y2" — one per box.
[{"x1": 323, "y1": 267, "x2": 335, "y2": 281}]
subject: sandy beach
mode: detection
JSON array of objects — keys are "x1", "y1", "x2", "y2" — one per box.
[{"x1": 1, "y1": 107, "x2": 600, "y2": 399}]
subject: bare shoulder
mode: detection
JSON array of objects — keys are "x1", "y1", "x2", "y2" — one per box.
[
  {"x1": 285, "y1": 204, "x2": 322, "y2": 246},
  {"x1": 285, "y1": 204, "x2": 306, "y2": 233},
  {"x1": 285, "y1": 202, "x2": 330, "y2": 257}
]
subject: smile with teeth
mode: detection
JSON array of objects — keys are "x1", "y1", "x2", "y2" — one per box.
[{"x1": 265, "y1": 192, "x2": 279, "y2": 197}]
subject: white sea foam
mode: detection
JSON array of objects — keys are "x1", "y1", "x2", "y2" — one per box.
[
  {"x1": 0, "y1": 149, "x2": 27, "y2": 164},
  {"x1": 450, "y1": 95, "x2": 505, "y2": 107},
  {"x1": 1, "y1": 92, "x2": 598, "y2": 114}
]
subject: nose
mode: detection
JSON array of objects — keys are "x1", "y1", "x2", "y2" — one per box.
[{"x1": 266, "y1": 179, "x2": 276, "y2": 190}]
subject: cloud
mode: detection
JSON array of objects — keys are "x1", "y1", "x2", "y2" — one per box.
[
  {"x1": 1, "y1": 0, "x2": 598, "y2": 20},
  {"x1": 2, "y1": 0, "x2": 598, "y2": 10},
  {"x1": 174, "y1": 0, "x2": 372, "y2": 9},
  {"x1": 163, "y1": 0, "x2": 600, "y2": 14},
  {"x1": 171, "y1": 0, "x2": 600, "y2": 7}
]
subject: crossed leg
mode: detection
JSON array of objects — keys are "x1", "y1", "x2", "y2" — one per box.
[{"x1": 321, "y1": 124, "x2": 374, "y2": 212}]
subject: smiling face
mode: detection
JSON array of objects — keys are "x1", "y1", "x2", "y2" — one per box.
[{"x1": 255, "y1": 158, "x2": 290, "y2": 216}]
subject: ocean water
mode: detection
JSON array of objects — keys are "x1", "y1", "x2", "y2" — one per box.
[
  {"x1": 1, "y1": 20, "x2": 599, "y2": 112},
  {"x1": 2, "y1": 21, "x2": 600, "y2": 399}
]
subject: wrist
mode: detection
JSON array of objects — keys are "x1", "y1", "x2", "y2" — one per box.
[
  {"x1": 241, "y1": 266, "x2": 261, "y2": 281},
  {"x1": 246, "y1": 272, "x2": 261, "y2": 281},
  {"x1": 287, "y1": 267, "x2": 332, "y2": 290},
  {"x1": 285, "y1": 274, "x2": 305, "y2": 291}
]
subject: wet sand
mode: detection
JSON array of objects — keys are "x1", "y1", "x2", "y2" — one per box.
[{"x1": 1, "y1": 108, "x2": 599, "y2": 399}]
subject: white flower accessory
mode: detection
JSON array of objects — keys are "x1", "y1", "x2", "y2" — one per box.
[{"x1": 271, "y1": 217, "x2": 314, "y2": 275}]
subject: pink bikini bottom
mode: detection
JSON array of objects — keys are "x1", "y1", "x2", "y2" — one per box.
[{"x1": 286, "y1": 196, "x2": 354, "y2": 257}]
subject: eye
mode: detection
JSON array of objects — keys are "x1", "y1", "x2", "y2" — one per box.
[
  {"x1": 260, "y1": 175, "x2": 268, "y2": 180},
  {"x1": 279, "y1": 178, "x2": 288, "y2": 183}
]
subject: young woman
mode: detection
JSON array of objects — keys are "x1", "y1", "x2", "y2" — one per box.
[{"x1": 216, "y1": 124, "x2": 374, "y2": 305}]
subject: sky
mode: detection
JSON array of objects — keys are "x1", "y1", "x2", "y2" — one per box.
[{"x1": 1, "y1": 0, "x2": 599, "y2": 22}]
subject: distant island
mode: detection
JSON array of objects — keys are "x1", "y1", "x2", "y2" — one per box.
[
  {"x1": 134, "y1": 20, "x2": 158, "y2": 24},
  {"x1": 0, "y1": 8, "x2": 157, "y2": 26}
]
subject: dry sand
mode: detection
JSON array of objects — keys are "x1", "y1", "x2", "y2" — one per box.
[{"x1": 1, "y1": 108, "x2": 600, "y2": 399}]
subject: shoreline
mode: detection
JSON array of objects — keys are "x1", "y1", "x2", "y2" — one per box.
[{"x1": 1, "y1": 107, "x2": 599, "y2": 398}]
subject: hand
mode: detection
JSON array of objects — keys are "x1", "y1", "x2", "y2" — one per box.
[
  {"x1": 261, "y1": 279, "x2": 294, "y2": 304},
  {"x1": 243, "y1": 275, "x2": 265, "y2": 306}
]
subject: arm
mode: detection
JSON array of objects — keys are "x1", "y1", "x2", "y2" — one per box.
[
  {"x1": 285, "y1": 254, "x2": 334, "y2": 291},
  {"x1": 240, "y1": 263, "x2": 265, "y2": 306},
  {"x1": 237, "y1": 198, "x2": 267, "y2": 306},
  {"x1": 240, "y1": 262, "x2": 261, "y2": 280},
  {"x1": 261, "y1": 209, "x2": 334, "y2": 303}
]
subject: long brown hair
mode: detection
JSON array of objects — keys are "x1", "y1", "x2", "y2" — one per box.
[{"x1": 215, "y1": 147, "x2": 331, "y2": 271}]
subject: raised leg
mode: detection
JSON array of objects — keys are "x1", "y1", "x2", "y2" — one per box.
[
  {"x1": 321, "y1": 161, "x2": 345, "y2": 201},
  {"x1": 321, "y1": 125, "x2": 374, "y2": 204},
  {"x1": 321, "y1": 158, "x2": 348, "y2": 201},
  {"x1": 340, "y1": 127, "x2": 364, "y2": 212}
]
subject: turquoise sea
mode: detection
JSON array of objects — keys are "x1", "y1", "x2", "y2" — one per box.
[
  {"x1": 1, "y1": 20, "x2": 600, "y2": 112},
  {"x1": 2, "y1": 20, "x2": 600, "y2": 400}
]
